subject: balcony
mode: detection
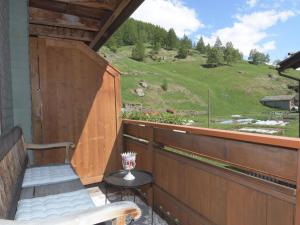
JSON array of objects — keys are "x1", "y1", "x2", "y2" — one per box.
[
  {"x1": 122, "y1": 119, "x2": 299, "y2": 225},
  {"x1": 1, "y1": 0, "x2": 300, "y2": 224}
]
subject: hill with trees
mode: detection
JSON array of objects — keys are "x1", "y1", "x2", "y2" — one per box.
[{"x1": 100, "y1": 19, "x2": 299, "y2": 137}]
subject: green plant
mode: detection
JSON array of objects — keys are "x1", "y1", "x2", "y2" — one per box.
[
  {"x1": 131, "y1": 41, "x2": 145, "y2": 61},
  {"x1": 161, "y1": 79, "x2": 168, "y2": 91}
]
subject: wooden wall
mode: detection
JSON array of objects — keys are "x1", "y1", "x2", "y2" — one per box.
[
  {"x1": 29, "y1": 37, "x2": 122, "y2": 184},
  {"x1": 123, "y1": 120, "x2": 300, "y2": 225}
]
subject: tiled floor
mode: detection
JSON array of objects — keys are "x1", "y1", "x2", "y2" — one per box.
[{"x1": 87, "y1": 187, "x2": 168, "y2": 225}]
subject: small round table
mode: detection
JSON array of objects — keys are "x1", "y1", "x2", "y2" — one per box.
[{"x1": 104, "y1": 170, "x2": 154, "y2": 224}]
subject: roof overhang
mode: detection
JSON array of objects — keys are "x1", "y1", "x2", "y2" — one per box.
[
  {"x1": 278, "y1": 51, "x2": 300, "y2": 72},
  {"x1": 29, "y1": 0, "x2": 144, "y2": 50}
]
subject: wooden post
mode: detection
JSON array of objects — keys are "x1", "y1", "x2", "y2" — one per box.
[
  {"x1": 147, "y1": 125, "x2": 155, "y2": 206},
  {"x1": 208, "y1": 89, "x2": 211, "y2": 128},
  {"x1": 295, "y1": 150, "x2": 300, "y2": 225}
]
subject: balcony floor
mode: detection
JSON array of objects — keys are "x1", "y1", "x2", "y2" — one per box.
[{"x1": 88, "y1": 186, "x2": 168, "y2": 225}]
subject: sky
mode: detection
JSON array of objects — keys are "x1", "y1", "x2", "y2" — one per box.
[{"x1": 132, "y1": 0, "x2": 300, "y2": 62}]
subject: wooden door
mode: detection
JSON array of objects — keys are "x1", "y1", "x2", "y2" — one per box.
[{"x1": 29, "y1": 37, "x2": 122, "y2": 184}]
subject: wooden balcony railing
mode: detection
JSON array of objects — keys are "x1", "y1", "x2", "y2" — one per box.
[{"x1": 122, "y1": 119, "x2": 300, "y2": 225}]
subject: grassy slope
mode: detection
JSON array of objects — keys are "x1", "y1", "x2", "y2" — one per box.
[{"x1": 99, "y1": 46, "x2": 299, "y2": 137}]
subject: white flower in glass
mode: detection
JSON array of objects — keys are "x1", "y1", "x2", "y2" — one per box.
[{"x1": 121, "y1": 152, "x2": 137, "y2": 180}]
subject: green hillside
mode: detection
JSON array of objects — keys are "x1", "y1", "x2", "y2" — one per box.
[{"x1": 99, "y1": 46, "x2": 299, "y2": 137}]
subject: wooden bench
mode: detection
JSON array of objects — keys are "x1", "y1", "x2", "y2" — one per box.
[{"x1": 0, "y1": 127, "x2": 141, "y2": 225}]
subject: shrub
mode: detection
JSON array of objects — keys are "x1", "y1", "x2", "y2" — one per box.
[{"x1": 161, "y1": 79, "x2": 168, "y2": 91}]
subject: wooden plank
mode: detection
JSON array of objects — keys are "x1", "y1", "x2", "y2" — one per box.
[
  {"x1": 267, "y1": 196, "x2": 294, "y2": 225},
  {"x1": 155, "y1": 149, "x2": 295, "y2": 204},
  {"x1": 154, "y1": 185, "x2": 216, "y2": 225},
  {"x1": 30, "y1": 37, "x2": 121, "y2": 183},
  {"x1": 123, "y1": 123, "x2": 152, "y2": 141},
  {"x1": 29, "y1": 7, "x2": 102, "y2": 31},
  {"x1": 154, "y1": 128, "x2": 298, "y2": 181},
  {"x1": 89, "y1": 0, "x2": 132, "y2": 49},
  {"x1": 90, "y1": 0, "x2": 145, "y2": 49},
  {"x1": 30, "y1": 24, "x2": 95, "y2": 42},
  {"x1": 295, "y1": 150, "x2": 300, "y2": 225},
  {"x1": 52, "y1": 0, "x2": 119, "y2": 11},
  {"x1": 227, "y1": 182, "x2": 267, "y2": 225},
  {"x1": 123, "y1": 119, "x2": 300, "y2": 149},
  {"x1": 123, "y1": 138, "x2": 152, "y2": 172},
  {"x1": 29, "y1": 0, "x2": 112, "y2": 20},
  {"x1": 29, "y1": 37, "x2": 43, "y2": 145}
]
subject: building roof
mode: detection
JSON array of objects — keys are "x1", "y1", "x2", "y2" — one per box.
[
  {"x1": 278, "y1": 51, "x2": 300, "y2": 72},
  {"x1": 261, "y1": 95, "x2": 295, "y2": 102},
  {"x1": 29, "y1": 0, "x2": 144, "y2": 50}
]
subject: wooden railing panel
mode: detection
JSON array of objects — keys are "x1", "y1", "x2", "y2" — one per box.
[
  {"x1": 123, "y1": 123, "x2": 152, "y2": 141},
  {"x1": 227, "y1": 181, "x2": 267, "y2": 225},
  {"x1": 154, "y1": 128, "x2": 298, "y2": 181},
  {"x1": 267, "y1": 196, "x2": 294, "y2": 225},
  {"x1": 122, "y1": 120, "x2": 298, "y2": 225},
  {"x1": 123, "y1": 137, "x2": 152, "y2": 172}
]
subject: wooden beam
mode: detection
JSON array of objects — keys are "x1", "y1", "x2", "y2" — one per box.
[
  {"x1": 29, "y1": 0, "x2": 112, "y2": 20},
  {"x1": 89, "y1": 0, "x2": 144, "y2": 50},
  {"x1": 52, "y1": 0, "x2": 120, "y2": 11},
  {"x1": 29, "y1": 7, "x2": 102, "y2": 31},
  {"x1": 89, "y1": 0, "x2": 132, "y2": 49},
  {"x1": 29, "y1": 24, "x2": 95, "y2": 42}
]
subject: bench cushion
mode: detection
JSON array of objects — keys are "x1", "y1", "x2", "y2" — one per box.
[
  {"x1": 20, "y1": 179, "x2": 84, "y2": 200},
  {"x1": 22, "y1": 164, "x2": 79, "y2": 188},
  {"x1": 15, "y1": 189, "x2": 95, "y2": 221}
]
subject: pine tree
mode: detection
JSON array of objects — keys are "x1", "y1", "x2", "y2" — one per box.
[
  {"x1": 214, "y1": 37, "x2": 223, "y2": 49},
  {"x1": 224, "y1": 42, "x2": 236, "y2": 65},
  {"x1": 196, "y1": 37, "x2": 206, "y2": 54},
  {"x1": 131, "y1": 41, "x2": 145, "y2": 61},
  {"x1": 123, "y1": 21, "x2": 138, "y2": 45},
  {"x1": 207, "y1": 47, "x2": 224, "y2": 65},
  {"x1": 166, "y1": 28, "x2": 178, "y2": 50},
  {"x1": 177, "y1": 45, "x2": 189, "y2": 59},
  {"x1": 248, "y1": 49, "x2": 270, "y2": 65},
  {"x1": 181, "y1": 35, "x2": 193, "y2": 49}
]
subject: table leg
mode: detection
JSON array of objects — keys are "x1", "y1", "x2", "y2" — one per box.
[
  {"x1": 152, "y1": 183, "x2": 154, "y2": 225},
  {"x1": 120, "y1": 187, "x2": 123, "y2": 201},
  {"x1": 105, "y1": 183, "x2": 108, "y2": 205}
]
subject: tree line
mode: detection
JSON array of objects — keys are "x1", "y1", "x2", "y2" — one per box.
[{"x1": 106, "y1": 18, "x2": 270, "y2": 66}]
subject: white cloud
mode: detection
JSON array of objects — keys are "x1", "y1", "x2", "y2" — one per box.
[
  {"x1": 131, "y1": 0, "x2": 204, "y2": 37},
  {"x1": 247, "y1": 0, "x2": 259, "y2": 7},
  {"x1": 201, "y1": 10, "x2": 295, "y2": 57}
]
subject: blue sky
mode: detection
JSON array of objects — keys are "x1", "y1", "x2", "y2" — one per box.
[{"x1": 132, "y1": 0, "x2": 300, "y2": 62}]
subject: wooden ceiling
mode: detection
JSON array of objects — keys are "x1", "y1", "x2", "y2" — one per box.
[{"x1": 29, "y1": 0, "x2": 144, "y2": 50}]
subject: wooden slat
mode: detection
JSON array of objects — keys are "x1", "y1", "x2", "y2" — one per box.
[
  {"x1": 267, "y1": 196, "x2": 294, "y2": 225},
  {"x1": 123, "y1": 123, "x2": 152, "y2": 141},
  {"x1": 154, "y1": 128, "x2": 298, "y2": 181},
  {"x1": 30, "y1": 24, "x2": 95, "y2": 42},
  {"x1": 227, "y1": 182, "x2": 267, "y2": 225},
  {"x1": 52, "y1": 0, "x2": 120, "y2": 11},
  {"x1": 89, "y1": 0, "x2": 132, "y2": 49},
  {"x1": 123, "y1": 137, "x2": 152, "y2": 172},
  {"x1": 29, "y1": 7, "x2": 102, "y2": 31},
  {"x1": 153, "y1": 149, "x2": 296, "y2": 225},
  {"x1": 29, "y1": 0, "x2": 112, "y2": 20},
  {"x1": 123, "y1": 119, "x2": 300, "y2": 149}
]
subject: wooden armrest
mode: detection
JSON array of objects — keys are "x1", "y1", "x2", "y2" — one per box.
[
  {"x1": 25, "y1": 142, "x2": 75, "y2": 150},
  {"x1": 25, "y1": 142, "x2": 75, "y2": 164},
  {"x1": 0, "y1": 201, "x2": 141, "y2": 225}
]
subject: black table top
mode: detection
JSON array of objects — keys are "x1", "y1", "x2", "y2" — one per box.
[{"x1": 104, "y1": 170, "x2": 153, "y2": 188}]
